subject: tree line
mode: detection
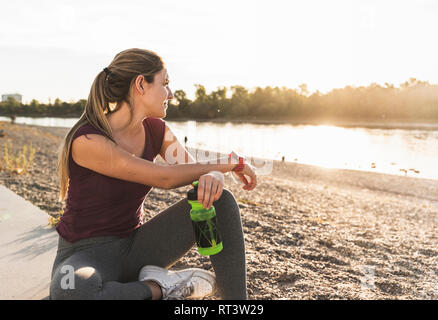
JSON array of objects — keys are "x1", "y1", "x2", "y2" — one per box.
[
  {"x1": 0, "y1": 98, "x2": 85, "y2": 117},
  {"x1": 1, "y1": 78, "x2": 437, "y2": 122}
]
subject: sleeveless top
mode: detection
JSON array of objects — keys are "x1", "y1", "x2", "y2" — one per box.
[{"x1": 56, "y1": 117, "x2": 166, "y2": 243}]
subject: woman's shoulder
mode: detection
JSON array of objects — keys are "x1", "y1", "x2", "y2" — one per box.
[{"x1": 72, "y1": 122, "x2": 106, "y2": 140}]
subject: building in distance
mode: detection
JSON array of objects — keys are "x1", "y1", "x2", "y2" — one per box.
[{"x1": 2, "y1": 93, "x2": 23, "y2": 103}]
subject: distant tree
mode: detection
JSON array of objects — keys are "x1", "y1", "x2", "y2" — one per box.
[
  {"x1": 298, "y1": 83, "x2": 309, "y2": 96},
  {"x1": 29, "y1": 99, "x2": 39, "y2": 108},
  {"x1": 194, "y1": 84, "x2": 207, "y2": 103},
  {"x1": 54, "y1": 98, "x2": 62, "y2": 107},
  {"x1": 230, "y1": 85, "x2": 249, "y2": 117},
  {"x1": 173, "y1": 89, "x2": 191, "y2": 117},
  {"x1": 208, "y1": 87, "x2": 228, "y2": 118},
  {"x1": 192, "y1": 84, "x2": 210, "y2": 118}
]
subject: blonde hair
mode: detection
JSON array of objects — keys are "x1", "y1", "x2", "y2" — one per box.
[{"x1": 58, "y1": 48, "x2": 164, "y2": 201}]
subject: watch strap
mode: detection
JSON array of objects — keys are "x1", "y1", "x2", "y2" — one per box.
[{"x1": 231, "y1": 156, "x2": 245, "y2": 172}]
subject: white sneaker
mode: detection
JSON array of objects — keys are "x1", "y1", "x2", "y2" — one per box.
[{"x1": 138, "y1": 265, "x2": 217, "y2": 300}]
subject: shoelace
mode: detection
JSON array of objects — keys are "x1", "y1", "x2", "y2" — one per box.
[{"x1": 166, "y1": 281, "x2": 194, "y2": 300}]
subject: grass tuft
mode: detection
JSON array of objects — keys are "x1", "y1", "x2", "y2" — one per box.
[{"x1": 0, "y1": 142, "x2": 36, "y2": 174}]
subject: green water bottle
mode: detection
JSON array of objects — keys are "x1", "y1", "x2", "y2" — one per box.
[{"x1": 187, "y1": 181, "x2": 223, "y2": 256}]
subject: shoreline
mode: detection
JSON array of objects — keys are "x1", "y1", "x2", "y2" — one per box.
[
  {"x1": 168, "y1": 117, "x2": 438, "y2": 131},
  {"x1": 0, "y1": 122, "x2": 437, "y2": 300}
]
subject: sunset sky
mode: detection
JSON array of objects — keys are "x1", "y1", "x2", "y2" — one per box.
[{"x1": 1, "y1": 0, "x2": 437, "y2": 103}]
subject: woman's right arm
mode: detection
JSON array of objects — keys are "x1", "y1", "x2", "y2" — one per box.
[{"x1": 72, "y1": 134, "x2": 246, "y2": 190}]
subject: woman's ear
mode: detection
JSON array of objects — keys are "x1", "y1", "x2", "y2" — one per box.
[{"x1": 135, "y1": 75, "x2": 145, "y2": 93}]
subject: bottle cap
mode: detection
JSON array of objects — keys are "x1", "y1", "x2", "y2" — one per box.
[{"x1": 187, "y1": 180, "x2": 198, "y2": 201}]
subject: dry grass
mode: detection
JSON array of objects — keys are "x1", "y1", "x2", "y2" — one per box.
[
  {"x1": 0, "y1": 142, "x2": 36, "y2": 174},
  {"x1": 48, "y1": 209, "x2": 64, "y2": 228}
]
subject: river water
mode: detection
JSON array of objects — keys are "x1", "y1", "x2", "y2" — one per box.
[{"x1": 1, "y1": 116, "x2": 437, "y2": 180}]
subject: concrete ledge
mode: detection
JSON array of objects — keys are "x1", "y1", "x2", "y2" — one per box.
[{"x1": 0, "y1": 185, "x2": 58, "y2": 300}]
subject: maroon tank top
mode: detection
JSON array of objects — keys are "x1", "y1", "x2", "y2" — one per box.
[{"x1": 56, "y1": 117, "x2": 166, "y2": 243}]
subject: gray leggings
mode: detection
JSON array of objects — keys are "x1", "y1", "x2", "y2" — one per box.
[{"x1": 49, "y1": 189, "x2": 246, "y2": 300}]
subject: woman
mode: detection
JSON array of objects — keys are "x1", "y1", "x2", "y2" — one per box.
[{"x1": 50, "y1": 48, "x2": 257, "y2": 300}]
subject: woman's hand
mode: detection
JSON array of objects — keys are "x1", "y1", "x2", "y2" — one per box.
[
  {"x1": 233, "y1": 163, "x2": 257, "y2": 191},
  {"x1": 197, "y1": 171, "x2": 224, "y2": 209}
]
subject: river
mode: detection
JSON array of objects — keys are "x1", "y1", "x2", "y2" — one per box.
[{"x1": 1, "y1": 116, "x2": 437, "y2": 180}]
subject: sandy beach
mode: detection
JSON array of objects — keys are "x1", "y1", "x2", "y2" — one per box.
[{"x1": 0, "y1": 120, "x2": 437, "y2": 300}]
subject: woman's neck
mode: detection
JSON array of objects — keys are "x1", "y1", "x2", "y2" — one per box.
[{"x1": 107, "y1": 101, "x2": 145, "y2": 137}]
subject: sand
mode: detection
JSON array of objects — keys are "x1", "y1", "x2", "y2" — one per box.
[{"x1": 0, "y1": 121, "x2": 437, "y2": 299}]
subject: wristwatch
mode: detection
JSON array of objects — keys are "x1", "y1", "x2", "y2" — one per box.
[{"x1": 229, "y1": 151, "x2": 245, "y2": 172}]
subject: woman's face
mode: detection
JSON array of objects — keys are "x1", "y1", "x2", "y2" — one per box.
[{"x1": 139, "y1": 68, "x2": 173, "y2": 118}]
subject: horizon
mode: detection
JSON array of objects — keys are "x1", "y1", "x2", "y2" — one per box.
[
  {"x1": 1, "y1": 0, "x2": 438, "y2": 104},
  {"x1": 1, "y1": 77, "x2": 436, "y2": 105}
]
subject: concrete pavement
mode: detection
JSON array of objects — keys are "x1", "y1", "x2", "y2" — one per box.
[{"x1": 0, "y1": 185, "x2": 58, "y2": 300}]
